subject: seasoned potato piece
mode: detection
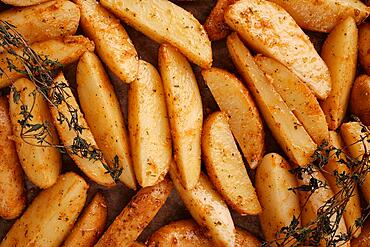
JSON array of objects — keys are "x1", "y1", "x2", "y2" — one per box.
[
  {"x1": 352, "y1": 219, "x2": 370, "y2": 246},
  {"x1": 225, "y1": 0, "x2": 331, "y2": 100},
  {"x1": 0, "y1": 97, "x2": 25, "y2": 220},
  {"x1": 9, "y1": 78, "x2": 62, "y2": 188},
  {"x1": 1, "y1": 172, "x2": 88, "y2": 247},
  {"x1": 100, "y1": 0, "x2": 212, "y2": 68},
  {"x1": 128, "y1": 60, "x2": 172, "y2": 187},
  {"x1": 227, "y1": 33, "x2": 316, "y2": 166},
  {"x1": 1, "y1": 0, "x2": 49, "y2": 6},
  {"x1": 202, "y1": 68, "x2": 264, "y2": 168},
  {"x1": 158, "y1": 44, "x2": 202, "y2": 189},
  {"x1": 359, "y1": 23, "x2": 370, "y2": 75},
  {"x1": 202, "y1": 112, "x2": 261, "y2": 215},
  {"x1": 351, "y1": 75, "x2": 370, "y2": 126}
]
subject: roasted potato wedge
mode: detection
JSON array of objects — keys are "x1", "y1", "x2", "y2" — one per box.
[
  {"x1": 351, "y1": 75, "x2": 370, "y2": 126},
  {"x1": 73, "y1": 0, "x2": 139, "y2": 83},
  {"x1": 95, "y1": 177, "x2": 173, "y2": 246},
  {"x1": 100, "y1": 0, "x2": 212, "y2": 68},
  {"x1": 255, "y1": 55, "x2": 328, "y2": 145},
  {"x1": 128, "y1": 60, "x2": 172, "y2": 187},
  {"x1": 352, "y1": 219, "x2": 370, "y2": 246},
  {"x1": 225, "y1": 0, "x2": 331, "y2": 100},
  {"x1": 76, "y1": 52, "x2": 136, "y2": 189},
  {"x1": 202, "y1": 68, "x2": 264, "y2": 168},
  {"x1": 9, "y1": 78, "x2": 62, "y2": 188},
  {"x1": 227, "y1": 33, "x2": 316, "y2": 166},
  {"x1": 359, "y1": 23, "x2": 370, "y2": 75},
  {"x1": 0, "y1": 36, "x2": 95, "y2": 89},
  {"x1": 202, "y1": 112, "x2": 261, "y2": 215},
  {"x1": 1, "y1": 0, "x2": 49, "y2": 6},
  {"x1": 0, "y1": 97, "x2": 25, "y2": 220},
  {"x1": 49, "y1": 73, "x2": 115, "y2": 187},
  {"x1": 1, "y1": 172, "x2": 88, "y2": 247},
  {"x1": 158, "y1": 44, "x2": 202, "y2": 189}
]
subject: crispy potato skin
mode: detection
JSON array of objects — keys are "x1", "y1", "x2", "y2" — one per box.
[
  {"x1": 62, "y1": 192, "x2": 107, "y2": 247},
  {"x1": 0, "y1": 0, "x2": 80, "y2": 45},
  {"x1": 359, "y1": 23, "x2": 370, "y2": 75},
  {"x1": 128, "y1": 60, "x2": 172, "y2": 187},
  {"x1": 0, "y1": 97, "x2": 25, "y2": 220},
  {"x1": 9, "y1": 78, "x2": 62, "y2": 188},
  {"x1": 1, "y1": 0, "x2": 49, "y2": 6},
  {"x1": 76, "y1": 52, "x2": 136, "y2": 189},
  {"x1": 351, "y1": 75, "x2": 370, "y2": 126},
  {"x1": 1, "y1": 172, "x2": 88, "y2": 247}
]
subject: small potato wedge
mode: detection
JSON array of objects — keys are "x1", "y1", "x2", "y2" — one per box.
[
  {"x1": 321, "y1": 17, "x2": 358, "y2": 130},
  {"x1": 95, "y1": 177, "x2": 173, "y2": 247},
  {"x1": 77, "y1": 52, "x2": 136, "y2": 189},
  {"x1": 100, "y1": 0, "x2": 212, "y2": 68},
  {"x1": 158, "y1": 44, "x2": 202, "y2": 189},
  {"x1": 128, "y1": 60, "x2": 172, "y2": 187},
  {"x1": 225, "y1": 0, "x2": 331, "y2": 100},
  {"x1": 62, "y1": 192, "x2": 107, "y2": 247},
  {"x1": 359, "y1": 23, "x2": 370, "y2": 75},
  {"x1": 351, "y1": 75, "x2": 370, "y2": 126},
  {"x1": 1, "y1": 0, "x2": 49, "y2": 6},
  {"x1": 9, "y1": 78, "x2": 62, "y2": 188},
  {"x1": 1, "y1": 172, "x2": 88, "y2": 247},
  {"x1": 256, "y1": 153, "x2": 301, "y2": 245},
  {"x1": 73, "y1": 0, "x2": 139, "y2": 83},
  {"x1": 202, "y1": 68, "x2": 264, "y2": 168},
  {"x1": 0, "y1": 0, "x2": 80, "y2": 45},
  {"x1": 0, "y1": 35, "x2": 95, "y2": 89},
  {"x1": 202, "y1": 112, "x2": 261, "y2": 215},
  {"x1": 255, "y1": 55, "x2": 328, "y2": 145},
  {"x1": 49, "y1": 73, "x2": 115, "y2": 187},
  {"x1": 0, "y1": 97, "x2": 25, "y2": 220},
  {"x1": 227, "y1": 33, "x2": 316, "y2": 166}
]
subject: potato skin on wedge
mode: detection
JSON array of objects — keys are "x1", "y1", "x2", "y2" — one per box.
[
  {"x1": 359, "y1": 23, "x2": 370, "y2": 75},
  {"x1": 350, "y1": 75, "x2": 370, "y2": 126}
]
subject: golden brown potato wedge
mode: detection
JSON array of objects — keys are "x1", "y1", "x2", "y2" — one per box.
[
  {"x1": 225, "y1": 0, "x2": 331, "y2": 100},
  {"x1": 0, "y1": 36, "x2": 95, "y2": 89},
  {"x1": 1, "y1": 0, "x2": 49, "y2": 6},
  {"x1": 95, "y1": 177, "x2": 173, "y2": 247},
  {"x1": 158, "y1": 44, "x2": 202, "y2": 189},
  {"x1": 351, "y1": 75, "x2": 370, "y2": 126},
  {"x1": 100, "y1": 0, "x2": 212, "y2": 68},
  {"x1": 227, "y1": 33, "x2": 316, "y2": 166},
  {"x1": 0, "y1": 97, "x2": 25, "y2": 220},
  {"x1": 202, "y1": 112, "x2": 261, "y2": 215},
  {"x1": 76, "y1": 52, "x2": 136, "y2": 189},
  {"x1": 201, "y1": 68, "x2": 264, "y2": 168},
  {"x1": 255, "y1": 55, "x2": 328, "y2": 145},
  {"x1": 359, "y1": 23, "x2": 370, "y2": 75},
  {"x1": 62, "y1": 192, "x2": 107, "y2": 247},
  {"x1": 49, "y1": 73, "x2": 115, "y2": 187},
  {"x1": 73, "y1": 0, "x2": 139, "y2": 83},
  {"x1": 1, "y1": 172, "x2": 88, "y2": 247},
  {"x1": 128, "y1": 60, "x2": 172, "y2": 187},
  {"x1": 9, "y1": 78, "x2": 62, "y2": 188},
  {"x1": 352, "y1": 219, "x2": 370, "y2": 246}
]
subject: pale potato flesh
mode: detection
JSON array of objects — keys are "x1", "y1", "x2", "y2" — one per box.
[
  {"x1": 1, "y1": 0, "x2": 49, "y2": 6},
  {"x1": 359, "y1": 23, "x2": 370, "y2": 75},
  {"x1": 158, "y1": 44, "x2": 202, "y2": 190},
  {"x1": 227, "y1": 33, "x2": 317, "y2": 166},
  {"x1": 202, "y1": 112, "x2": 261, "y2": 215},
  {"x1": 225, "y1": 0, "x2": 332, "y2": 100},
  {"x1": 201, "y1": 68, "x2": 265, "y2": 169},
  {"x1": 128, "y1": 60, "x2": 172, "y2": 187},
  {"x1": 76, "y1": 52, "x2": 136, "y2": 189},
  {"x1": 1, "y1": 172, "x2": 88, "y2": 247},
  {"x1": 100, "y1": 0, "x2": 212, "y2": 68},
  {"x1": 350, "y1": 75, "x2": 370, "y2": 126}
]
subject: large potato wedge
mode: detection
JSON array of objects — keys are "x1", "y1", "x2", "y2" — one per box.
[
  {"x1": 73, "y1": 0, "x2": 139, "y2": 83},
  {"x1": 359, "y1": 23, "x2": 370, "y2": 75},
  {"x1": 255, "y1": 55, "x2": 328, "y2": 145},
  {"x1": 62, "y1": 192, "x2": 107, "y2": 247},
  {"x1": 1, "y1": 0, "x2": 49, "y2": 6},
  {"x1": 49, "y1": 73, "x2": 115, "y2": 187},
  {"x1": 0, "y1": 0, "x2": 80, "y2": 45},
  {"x1": 1, "y1": 172, "x2": 88, "y2": 247},
  {"x1": 227, "y1": 33, "x2": 316, "y2": 166},
  {"x1": 0, "y1": 36, "x2": 95, "y2": 89},
  {"x1": 0, "y1": 97, "x2": 25, "y2": 220},
  {"x1": 128, "y1": 60, "x2": 172, "y2": 187},
  {"x1": 9, "y1": 78, "x2": 62, "y2": 188},
  {"x1": 202, "y1": 112, "x2": 261, "y2": 215},
  {"x1": 100, "y1": 0, "x2": 212, "y2": 69},
  {"x1": 268, "y1": 0, "x2": 369, "y2": 33},
  {"x1": 256, "y1": 153, "x2": 301, "y2": 245},
  {"x1": 350, "y1": 75, "x2": 370, "y2": 126},
  {"x1": 321, "y1": 17, "x2": 358, "y2": 130},
  {"x1": 225, "y1": 0, "x2": 331, "y2": 100},
  {"x1": 95, "y1": 177, "x2": 173, "y2": 247},
  {"x1": 158, "y1": 44, "x2": 202, "y2": 189},
  {"x1": 76, "y1": 52, "x2": 136, "y2": 189},
  {"x1": 202, "y1": 68, "x2": 264, "y2": 168}
]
